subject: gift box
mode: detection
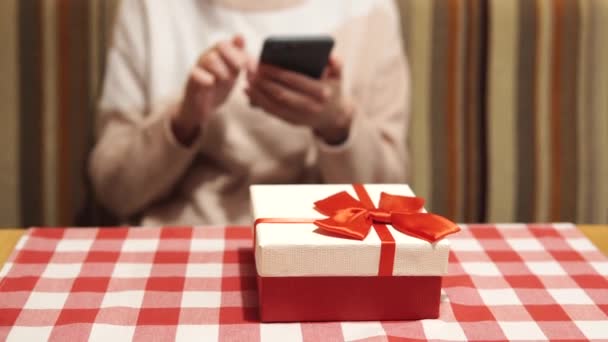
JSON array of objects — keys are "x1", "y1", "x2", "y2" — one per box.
[{"x1": 250, "y1": 184, "x2": 459, "y2": 322}]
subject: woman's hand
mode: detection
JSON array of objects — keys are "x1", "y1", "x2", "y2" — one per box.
[
  {"x1": 245, "y1": 56, "x2": 354, "y2": 145},
  {"x1": 172, "y1": 35, "x2": 249, "y2": 146}
]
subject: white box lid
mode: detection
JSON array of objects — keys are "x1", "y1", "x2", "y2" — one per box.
[{"x1": 251, "y1": 184, "x2": 450, "y2": 277}]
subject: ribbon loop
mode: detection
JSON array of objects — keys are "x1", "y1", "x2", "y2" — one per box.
[
  {"x1": 378, "y1": 192, "x2": 425, "y2": 213},
  {"x1": 314, "y1": 191, "x2": 363, "y2": 216}
]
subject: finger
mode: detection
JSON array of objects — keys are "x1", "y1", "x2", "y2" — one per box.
[
  {"x1": 189, "y1": 67, "x2": 215, "y2": 87},
  {"x1": 254, "y1": 76, "x2": 324, "y2": 114},
  {"x1": 232, "y1": 34, "x2": 245, "y2": 49},
  {"x1": 217, "y1": 40, "x2": 247, "y2": 72},
  {"x1": 201, "y1": 50, "x2": 232, "y2": 82},
  {"x1": 247, "y1": 84, "x2": 302, "y2": 125},
  {"x1": 258, "y1": 64, "x2": 330, "y2": 102},
  {"x1": 247, "y1": 85, "x2": 282, "y2": 115}
]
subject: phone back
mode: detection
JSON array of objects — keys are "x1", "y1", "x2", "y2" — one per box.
[{"x1": 260, "y1": 36, "x2": 334, "y2": 79}]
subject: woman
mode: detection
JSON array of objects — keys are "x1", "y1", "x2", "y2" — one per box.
[{"x1": 90, "y1": 0, "x2": 411, "y2": 225}]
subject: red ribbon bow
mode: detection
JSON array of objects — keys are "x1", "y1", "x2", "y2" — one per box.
[{"x1": 313, "y1": 190, "x2": 460, "y2": 243}]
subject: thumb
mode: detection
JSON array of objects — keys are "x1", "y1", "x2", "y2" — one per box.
[{"x1": 325, "y1": 54, "x2": 342, "y2": 79}]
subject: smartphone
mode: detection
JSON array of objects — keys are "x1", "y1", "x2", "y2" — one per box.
[{"x1": 260, "y1": 35, "x2": 335, "y2": 79}]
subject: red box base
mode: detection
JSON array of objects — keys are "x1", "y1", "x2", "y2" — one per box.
[{"x1": 257, "y1": 275, "x2": 442, "y2": 322}]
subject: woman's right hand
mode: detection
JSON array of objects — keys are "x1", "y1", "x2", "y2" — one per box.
[{"x1": 172, "y1": 35, "x2": 248, "y2": 146}]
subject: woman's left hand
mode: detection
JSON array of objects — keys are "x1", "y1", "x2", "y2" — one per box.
[{"x1": 245, "y1": 56, "x2": 354, "y2": 145}]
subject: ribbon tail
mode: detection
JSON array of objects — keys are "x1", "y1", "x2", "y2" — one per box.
[{"x1": 390, "y1": 213, "x2": 461, "y2": 243}]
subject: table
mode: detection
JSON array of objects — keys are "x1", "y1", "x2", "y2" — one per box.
[
  {"x1": 0, "y1": 224, "x2": 607, "y2": 341},
  {"x1": 2, "y1": 225, "x2": 607, "y2": 268}
]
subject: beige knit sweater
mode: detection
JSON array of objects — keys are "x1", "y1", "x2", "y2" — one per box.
[{"x1": 89, "y1": 0, "x2": 410, "y2": 226}]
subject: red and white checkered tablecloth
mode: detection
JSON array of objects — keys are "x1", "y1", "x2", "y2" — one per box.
[{"x1": 0, "y1": 224, "x2": 606, "y2": 341}]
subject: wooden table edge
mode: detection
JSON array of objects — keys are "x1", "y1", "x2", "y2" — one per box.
[{"x1": 0, "y1": 229, "x2": 26, "y2": 270}]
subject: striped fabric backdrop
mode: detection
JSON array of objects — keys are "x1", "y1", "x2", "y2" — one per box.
[
  {"x1": 400, "y1": 0, "x2": 608, "y2": 224},
  {"x1": 0, "y1": 0, "x2": 606, "y2": 227},
  {"x1": 0, "y1": 0, "x2": 119, "y2": 227}
]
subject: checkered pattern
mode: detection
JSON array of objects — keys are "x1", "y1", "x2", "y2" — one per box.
[{"x1": 0, "y1": 224, "x2": 606, "y2": 341}]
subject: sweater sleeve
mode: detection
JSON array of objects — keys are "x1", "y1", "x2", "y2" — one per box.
[
  {"x1": 317, "y1": 0, "x2": 410, "y2": 184},
  {"x1": 89, "y1": 0, "x2": 200, "y2": 219}
]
